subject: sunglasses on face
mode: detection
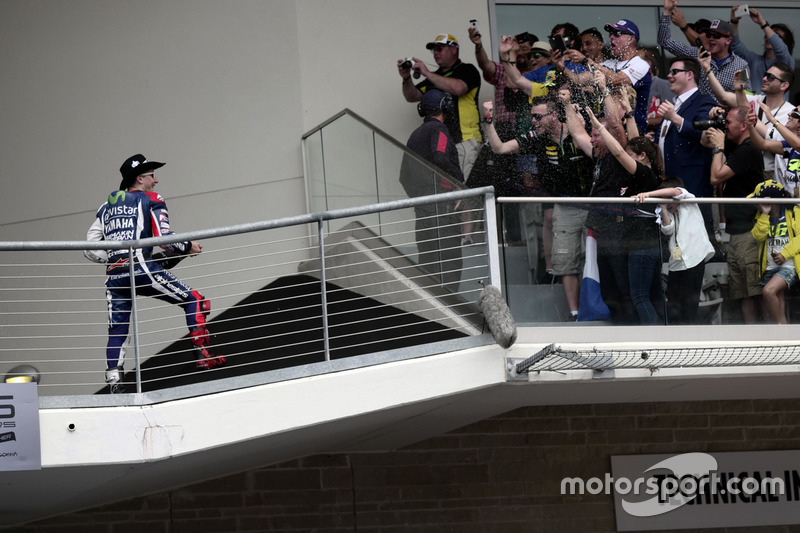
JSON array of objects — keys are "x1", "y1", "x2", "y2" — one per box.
[
  {"x1": 530, "y1": 113, "x2": 546, "y2": 120},
  {"x1": 668, "y1": 68, "x2": 689, "y2": 76},
  {"x1": 764, "y1": 72, "x2": 786, "y2": 83},
  {"x1": 790, "y1": 111, "x2": 800, "y2": 120},
  {"x1": 531, "y1": 52, "x2": 547, "y2": 59}
]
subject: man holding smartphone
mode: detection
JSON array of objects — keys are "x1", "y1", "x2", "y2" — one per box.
[
  {"x1": 659, "y1": 0, "x2": 751, "y2": 100},
  {"x1": 729, "y1": 5, "x2": 795, "y2": 95}
]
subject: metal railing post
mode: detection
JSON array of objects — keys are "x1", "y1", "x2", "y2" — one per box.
[
  {"x1": 482, "y1": 190, "x2": 501, "y2": 290},
  {"x1": 126, "y1": 246, "x2": 143, "y2": 394},
  {"x1": 317, "y1": 218, "x2": 331, "y2": 362}
]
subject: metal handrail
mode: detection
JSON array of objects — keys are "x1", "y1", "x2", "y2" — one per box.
[
  {"x1": 0, "y1": 188, "x2": 497, "y2": 403},
  {"x1": 0, "y1": 188, "x2": 493, "y2": 252}
]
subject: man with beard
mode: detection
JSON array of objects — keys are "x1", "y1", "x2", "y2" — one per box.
[{"x1": 702, "y1": 53, "x2": 794, "y2": 179}]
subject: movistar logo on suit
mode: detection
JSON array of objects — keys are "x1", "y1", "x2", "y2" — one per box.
[{"x1": 107, "y1": 191, "x2": 126, "y2": 205}]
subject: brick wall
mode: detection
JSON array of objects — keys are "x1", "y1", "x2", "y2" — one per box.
[{"x1": 12, "y1": 399, "x2": 800, "y2": 533}]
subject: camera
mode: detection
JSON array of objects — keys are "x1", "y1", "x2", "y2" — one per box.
[
  {"x1": 401, "y1": 57, "x2": 421, "y2": 79},
  {"x1": 401, "y1": 57, "x2": 416, "y2": 70},
  {"x1": 692, "y1": 114, "x2": 727, "y2": 130}
]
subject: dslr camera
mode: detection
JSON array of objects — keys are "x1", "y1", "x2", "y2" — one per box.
[{"x1": 692, "y1": 113, "x2": 726, "y2": 130}]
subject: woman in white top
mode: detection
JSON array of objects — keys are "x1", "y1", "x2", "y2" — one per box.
[{"x1": 635, "y1": 177, "x2": 715, "y2": 324}]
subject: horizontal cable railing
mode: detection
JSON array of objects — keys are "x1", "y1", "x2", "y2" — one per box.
[{"x1": 0, "y1": 189, "x2": 497, "y2": 398}]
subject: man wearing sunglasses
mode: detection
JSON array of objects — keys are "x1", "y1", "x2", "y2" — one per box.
[
  {"x1": 482, "y1": 96, "x2": 593, "y2": 321},
  {"x1": 702, "y1": 51, "x2": 794, "y2": 179},
  {"x1": 589, "y1": 19, "x2": 651, "y2": 136},
  {"x1": 398, "y1": 33, "x2": 482, "y2": 180},
  {"x1": 655, "y1": 56, "x2": 717, "y2": 236},
  {"x1": 659, "y1": 0, "x2": 751, "y2": 100},
  {"x1": 746, "y1": 104, "x2": 800, "y2": 199}
]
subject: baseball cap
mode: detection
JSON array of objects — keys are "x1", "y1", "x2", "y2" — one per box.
[
  {"x1": 604, "y1": 19, "x2": 640, "y2": 41},
  {"x1": 421, "y1": 88, "x2": 448, "y2": 109},
  {"x1": 515, "y1": 32, "x2": 539, "y2": 46},
  {"x1": 748, "y1": 179, "x2": 788, "y2": 198},
  {"x1": 426, "y1": 34, "x2": 459, "y2": 49},
  {"x1": 119, "y1": 154, "x2": 165, "y2": 190},
  {"x1": 700, "y1": 20, "x2": 733, "y2": 38},
  {"x1": 531, "y1": 41, "x2": 553, "y2": 54}
]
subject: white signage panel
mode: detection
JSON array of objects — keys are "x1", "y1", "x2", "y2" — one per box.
[
  {"x1": 608, "y1": 451, "x2": 800, "y2": 530},
  {"x1": 0, "y1": 383, "x2": 41, "y2": 471}
]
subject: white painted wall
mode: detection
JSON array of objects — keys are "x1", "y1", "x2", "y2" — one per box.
[
  {"x1": 0, "y1": 0, "x2": 490, "y2": 241},
  {"x1": 0, "y1": 0, "x2": 491, "y2": 393}
]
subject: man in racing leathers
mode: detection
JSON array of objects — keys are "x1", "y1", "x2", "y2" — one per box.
[{"x1": 84, "y1": 154, "x2": 225, "y2": 393}]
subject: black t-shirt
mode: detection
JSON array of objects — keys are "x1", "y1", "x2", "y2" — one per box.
[
  {"x1": 722, "y1": 138, "x2": 764, "y2": 234},
  {"x1": 516, "y1": 130, "x2": 593, "y2": 197},
  {"x1": 586, "y1": 156, "x2": 660, "y2": 241},
  {"x1": 589, "y1": 154, "x2": 659, "y2": 198},
  {"x1": 416, "y1": 60, "x2": 482, "y2": 143}
]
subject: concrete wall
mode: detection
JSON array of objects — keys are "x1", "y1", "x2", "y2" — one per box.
[{"x1": 15, "y1": 399, "x2": 800, "y2": 532}]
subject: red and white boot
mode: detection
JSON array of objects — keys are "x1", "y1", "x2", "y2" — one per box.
[{"x1": 190, "y1": 327, "x2": 226, "y2": 370}]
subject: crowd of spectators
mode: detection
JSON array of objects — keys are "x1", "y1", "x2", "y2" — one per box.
[{"x1": 397, "y1": 1, "x2": 800, "y2": 325}]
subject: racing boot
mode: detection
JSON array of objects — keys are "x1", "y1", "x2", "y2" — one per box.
[
  {"x1": 190, "y1": 327, "x2": 226, "y2": 370},
  {"x1": 105, "y1": 366, "x2": 126, "y2": 394}
]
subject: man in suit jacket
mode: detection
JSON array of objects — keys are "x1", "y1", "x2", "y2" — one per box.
[{"x1": 655, "y1": 55, "x2": 717, "y2": 232}]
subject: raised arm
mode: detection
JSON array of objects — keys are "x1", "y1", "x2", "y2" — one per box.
[
  {"x1": 659, "y1": 0, "x2": 697, "y2": 58},
  {"x1": 601, "y1": 81, "x2": 629, "y2": 149},
  {"x1": 469, "y1": 26, "x2": 497, "y2": 80},
  {"x1": 482, "y1": 100, "x2": 520, "y2": 154},
  {"x1": 706, "y1": 127, "x2": 735, "y2": 185},
  {"x1": 698, "y1": 49, "x2": 737, "y2": 108},
  {"x1": 588, "y1": 107, "x2": 637, "y2": 174},
  {"x1": 756, "y1": 102, "x2": 800, "y2": 151},
  {"x1": 559, "y1": 89, "x2": 592, "y2": 157},
  {"x1": 670, "y1": 6, "x2": 706, "y2": 49}
]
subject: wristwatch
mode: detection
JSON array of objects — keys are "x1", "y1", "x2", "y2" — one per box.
[{"x1": 713, "y1": 146, "x2": 724, "y2": 154}]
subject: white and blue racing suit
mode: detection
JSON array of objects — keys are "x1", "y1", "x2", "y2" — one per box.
[{"x1": 85, "y1": 189, "x2": 216, "y2": 374}]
